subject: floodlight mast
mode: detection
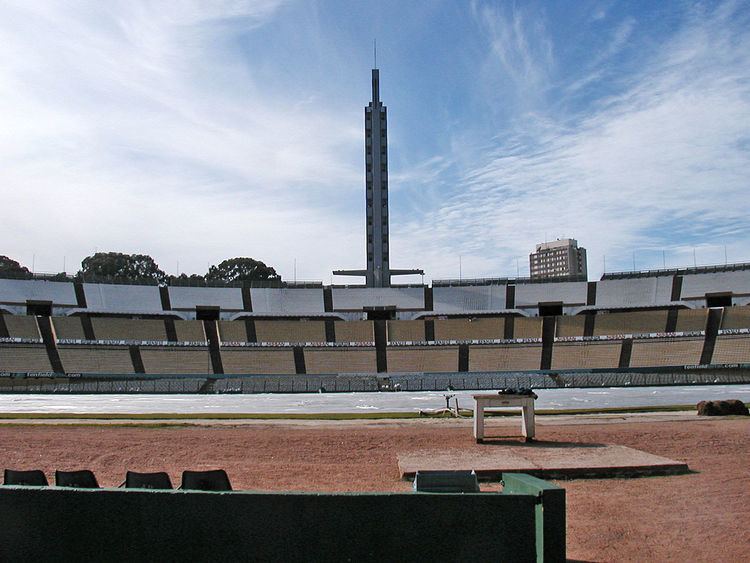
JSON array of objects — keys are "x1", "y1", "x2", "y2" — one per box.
[{"x1": 333, "y1": 67, "x2": 423, "y2": 287}]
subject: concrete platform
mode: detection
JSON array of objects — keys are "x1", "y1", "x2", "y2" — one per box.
[{"x1": 398, "y1": 442, "x2": 689, "y2": 480}]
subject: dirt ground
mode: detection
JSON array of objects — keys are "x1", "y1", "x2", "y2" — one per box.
[{"x1": 0, "y1": 415, "x2": 748, "y2": 562}]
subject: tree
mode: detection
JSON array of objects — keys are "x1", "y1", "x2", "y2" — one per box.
[
  {"x1": 205, "y1": 257, "x2": 280, "y2": 283},
  {"x1": 166, "y1": 273, "x2": 207, "y2": 286},
  {"x1": 77, "y1": 252, "x2": 167, "y2": 283},
  {"x1": 0, "y1": 256, "x2": 32, "y2": 279}
]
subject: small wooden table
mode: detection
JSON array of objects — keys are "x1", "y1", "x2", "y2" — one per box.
[{"x1": 473, "y1": 394, "x2": 536, "y2": 443}]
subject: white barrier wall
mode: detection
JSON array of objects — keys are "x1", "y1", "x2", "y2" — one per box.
[
  {"x1": 250, "y1": 288, "x2": 325, "y2": 313},
  {"x1": 514, "y1": 281, "x2": 588, "y2": 309},
  {"x1": 680, "y1": 271, "x2": 750, "y2": 300},
  {"x1": 82, "y1": 283, "x2": 163, "y2": 314},
  {"x1": 0, "y1": 279, "x2": 77, "y2": 306},
  {"x1": 168, "y1": 287, "x2": 243, "y2": 311},
  {"x1": 432, "y1": 286, "x2": 505, "y2": 313},
  {"x1": 332, "y1": 288, "x2": 424, "y2": 310},
  {"x1": 1, "y1": 271, "x2": 749, "y2": 318},
  {"x1": 596, "y1": 277, "x2": 673, "y2": 308}
]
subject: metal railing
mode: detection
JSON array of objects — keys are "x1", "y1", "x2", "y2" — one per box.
[
  {"x1": 432, "y1": 274, "x2": 587, "y2": 287},
  {"x1": 601, "y1": 261, "x2": 750, "y2": 280}
]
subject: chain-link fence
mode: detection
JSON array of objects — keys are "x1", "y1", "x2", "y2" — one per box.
[{"x1": 0, "y1": 366, "x2": 748, "y2": 394}]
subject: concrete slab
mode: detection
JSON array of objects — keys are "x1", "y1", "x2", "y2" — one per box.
[{"x1": 398, "y1": 443, "x2": 689, "y2": 480}]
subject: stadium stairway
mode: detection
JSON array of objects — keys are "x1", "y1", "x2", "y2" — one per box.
[
  {"x1": 540, "y1": 316, "x2": 556, "y2": 370},
  {"x1": 203, "y1": 321, "x2": 224, "y2": 374},
  {"x1": 700, "y1": 308, "x2": 724, "y2": 365},
  {"x1": 374, "y1": 320, "x2": 387, "y2": 372},
  {"x1": 36, "y1": 316, "x2": 64, "y2": 374},
  {"x1": 618, "y1": 339, "x2": 633, "y2": 368},
  {"x1": 128, "y1": 345, "x2": 145, "y2": 374},
  {"x1": 0, "y1": 314, "x2": 8, "y2": 338}
]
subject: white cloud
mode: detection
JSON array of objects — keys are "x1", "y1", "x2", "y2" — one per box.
[
  {"x1": 0, "y1": 0, "x2": 364, "y2": 279},
  {"x1": 472, "y1": 2, "x2": 554, "y2": 110},
  {"x1": 2, "y1": 1, "x2": 749, "y2": 287},
  {"x1": 398, "y1": 1, "x2": 750, "y2": 280}
]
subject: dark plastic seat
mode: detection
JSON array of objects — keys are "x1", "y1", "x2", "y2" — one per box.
[
  {"x1": 55, "y1": 470, "x2": 99, "y2": 488},
  {"x1": 181, "y1": 469, "x2": 232, "y2": 491},
  {"x1": 125, "y1": 471, "x2": 173, "y2": 490},
  {"x1": 4, "y1": 469, "x2": 48, "y2": 486}
]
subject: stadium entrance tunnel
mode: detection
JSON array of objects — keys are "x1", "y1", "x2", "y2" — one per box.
[
  {"x1": 196, "y1": 307, "x2": 220, "y2": 321},
  {"x1": 26, "y1": 301, "x2": 52, "y2": 316},
  {"x1": 706, "y1": 293, "x2": 732, "y2": 308},
  {"x1": 538, "y1": 303, "x2": 563, "y2": 317},
  {"x1": 365, "y1": 306, "x2": 396, "y2": 321}
]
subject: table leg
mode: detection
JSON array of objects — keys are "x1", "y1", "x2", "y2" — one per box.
[
  {"x1": 521, "y1": 401, "x2": 535, "y2": 441},
  {"x1": 474, "y1": 402, "x2": 484, "y2": 443}
]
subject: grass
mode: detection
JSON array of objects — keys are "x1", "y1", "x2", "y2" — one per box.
[{"x1": 0, "y1": 403, "x2": 707, "y2": 422}]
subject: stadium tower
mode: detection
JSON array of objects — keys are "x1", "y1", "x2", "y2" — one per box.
[{"x1": 334, "y1": 67, "x2": 423, "y2": 287}]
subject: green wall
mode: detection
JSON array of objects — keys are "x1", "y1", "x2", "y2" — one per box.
[{"x1": 0, "y1": 487, "x2": 542, "y2": 562}]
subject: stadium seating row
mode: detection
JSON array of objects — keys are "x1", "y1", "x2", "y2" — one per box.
[
  {"x1": 3, "y1": 334, "x2": 748, "y2": 375},
  {"x1": 5, "y1": 306, "x2": 747, "y2": 345}
]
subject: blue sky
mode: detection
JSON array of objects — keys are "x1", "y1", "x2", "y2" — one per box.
[{"x1": 1, "y1": 0, "x2": 749, "y2": 282}]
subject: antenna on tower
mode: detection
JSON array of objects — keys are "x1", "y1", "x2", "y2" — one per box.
[{"x1": 373, "y1": 39, "x2": 377, "y2": 69}]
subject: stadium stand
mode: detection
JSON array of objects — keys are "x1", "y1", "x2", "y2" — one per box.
[
  {"x1": 51, "y1": 316, "x2": 86, "y2": 340},
  {"x1": 254, "y1": 320, "x2": 326, "y2": 344},
  {"x1": 681, "y1": 270, "x2": 750, "y2": 302},
  {"x1": 221, "y1": 348, "x2": 297, "y2": 374},
  {"x1": 514, "y1": 281, "x2": 588, "y2": 310},
  {"x1": 551, "y1": 341, "x2": 621, "y2": 369},
  {"x1": 2, "y1": 315, "x2": 41, "y2": 340},
  {"x1": 3, "y1": 274, "x2": 750, "y2": 380},
  {"x1": 174, "y1": 321, "x2": 206, "y2": 343},
  {"x1": 387, "y1": 320, "x2": 425, "y2": 342},
  {"x1": 217, "y1": 320, "x2": 247, "y2": 343},
  {"x1": 629, "y1": 337, "x2": 704, "y2": 367},
  {"x1": 3, "y1": 270, "x2": 750, "y2": 318},
  {"x1": 387, "y1": 346, "x2": 459, "y2": 372},
  {"x1": 469, "y1": 344, "x2": 542, "y2": 371},
  {"x1": 593, "y1": 310, "x2": 668, "y2": 336},
  {"x1": 250, "y1": 288, "x2": 325, "y2": 314},
  {"x1": 57, "y1": 346, "x2": 135, "y2": 374},
  {"x1": 555, "y1": 315, "x2": 586, "y2": 337},
  {"x1": 0, "y1": 344, "x2": 52, "y2": 371},
  {"x1": 304, "y1": 348, "x2": 377, "y2": 374},
  {"x1": 675, "y1": 308, "x2": 708, "y2": 332},
  {"x1": 433, "y1": 317, "x2": 504, "y2": 341},
  {"x1": 91, "y1": 318, "x2": 167, "y2": 341},
  {"x1": 712, "y1": 334, "x2": 750, "y2": 364},
  {"x1": 82, "y1": 283, "x2": 164, "y2": 315},
  {"x1": 595, "y1": 277, "x2": 673, "y2": 309},
  {"x1": 333, "y1": 320, "x2": 374, "y2": 343},
  {"x1": 721, "y1": 306, "x2": 750, "y2": 329},
  {"x1": 513, "y1": 317, "x2": 543, "y2": 339},
  {"x1": 0, "y1": 279, "x2": 77, "y2": 314},
  {"x1": 431, "y1": 285, "x2": 506, "y2": 313},
  {"x1": 332, "y1": 287, "x2": 424, "y2": 310},
  {"x1": 167, "y1": 287, "x2": 243, "y2": 313},
  {"x1": 140, "y1": 347, "x2": 213, "y2": 374}
]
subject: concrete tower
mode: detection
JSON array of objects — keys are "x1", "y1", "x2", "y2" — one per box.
[
  {"x1": 334, "y1": 68, "x2": 422, "y2": 287},
  {"x1": 365, "y1": 68, "x2": 389, "y2": 287}
]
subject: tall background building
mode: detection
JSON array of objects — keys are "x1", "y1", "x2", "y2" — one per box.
[{"x1": 529, "y1": 238, "x2": 588, "y2": 281}]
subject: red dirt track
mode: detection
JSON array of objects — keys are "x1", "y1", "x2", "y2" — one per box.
[{"x1": 1, "y1": 416, "x2": 748, "y2": 561}]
